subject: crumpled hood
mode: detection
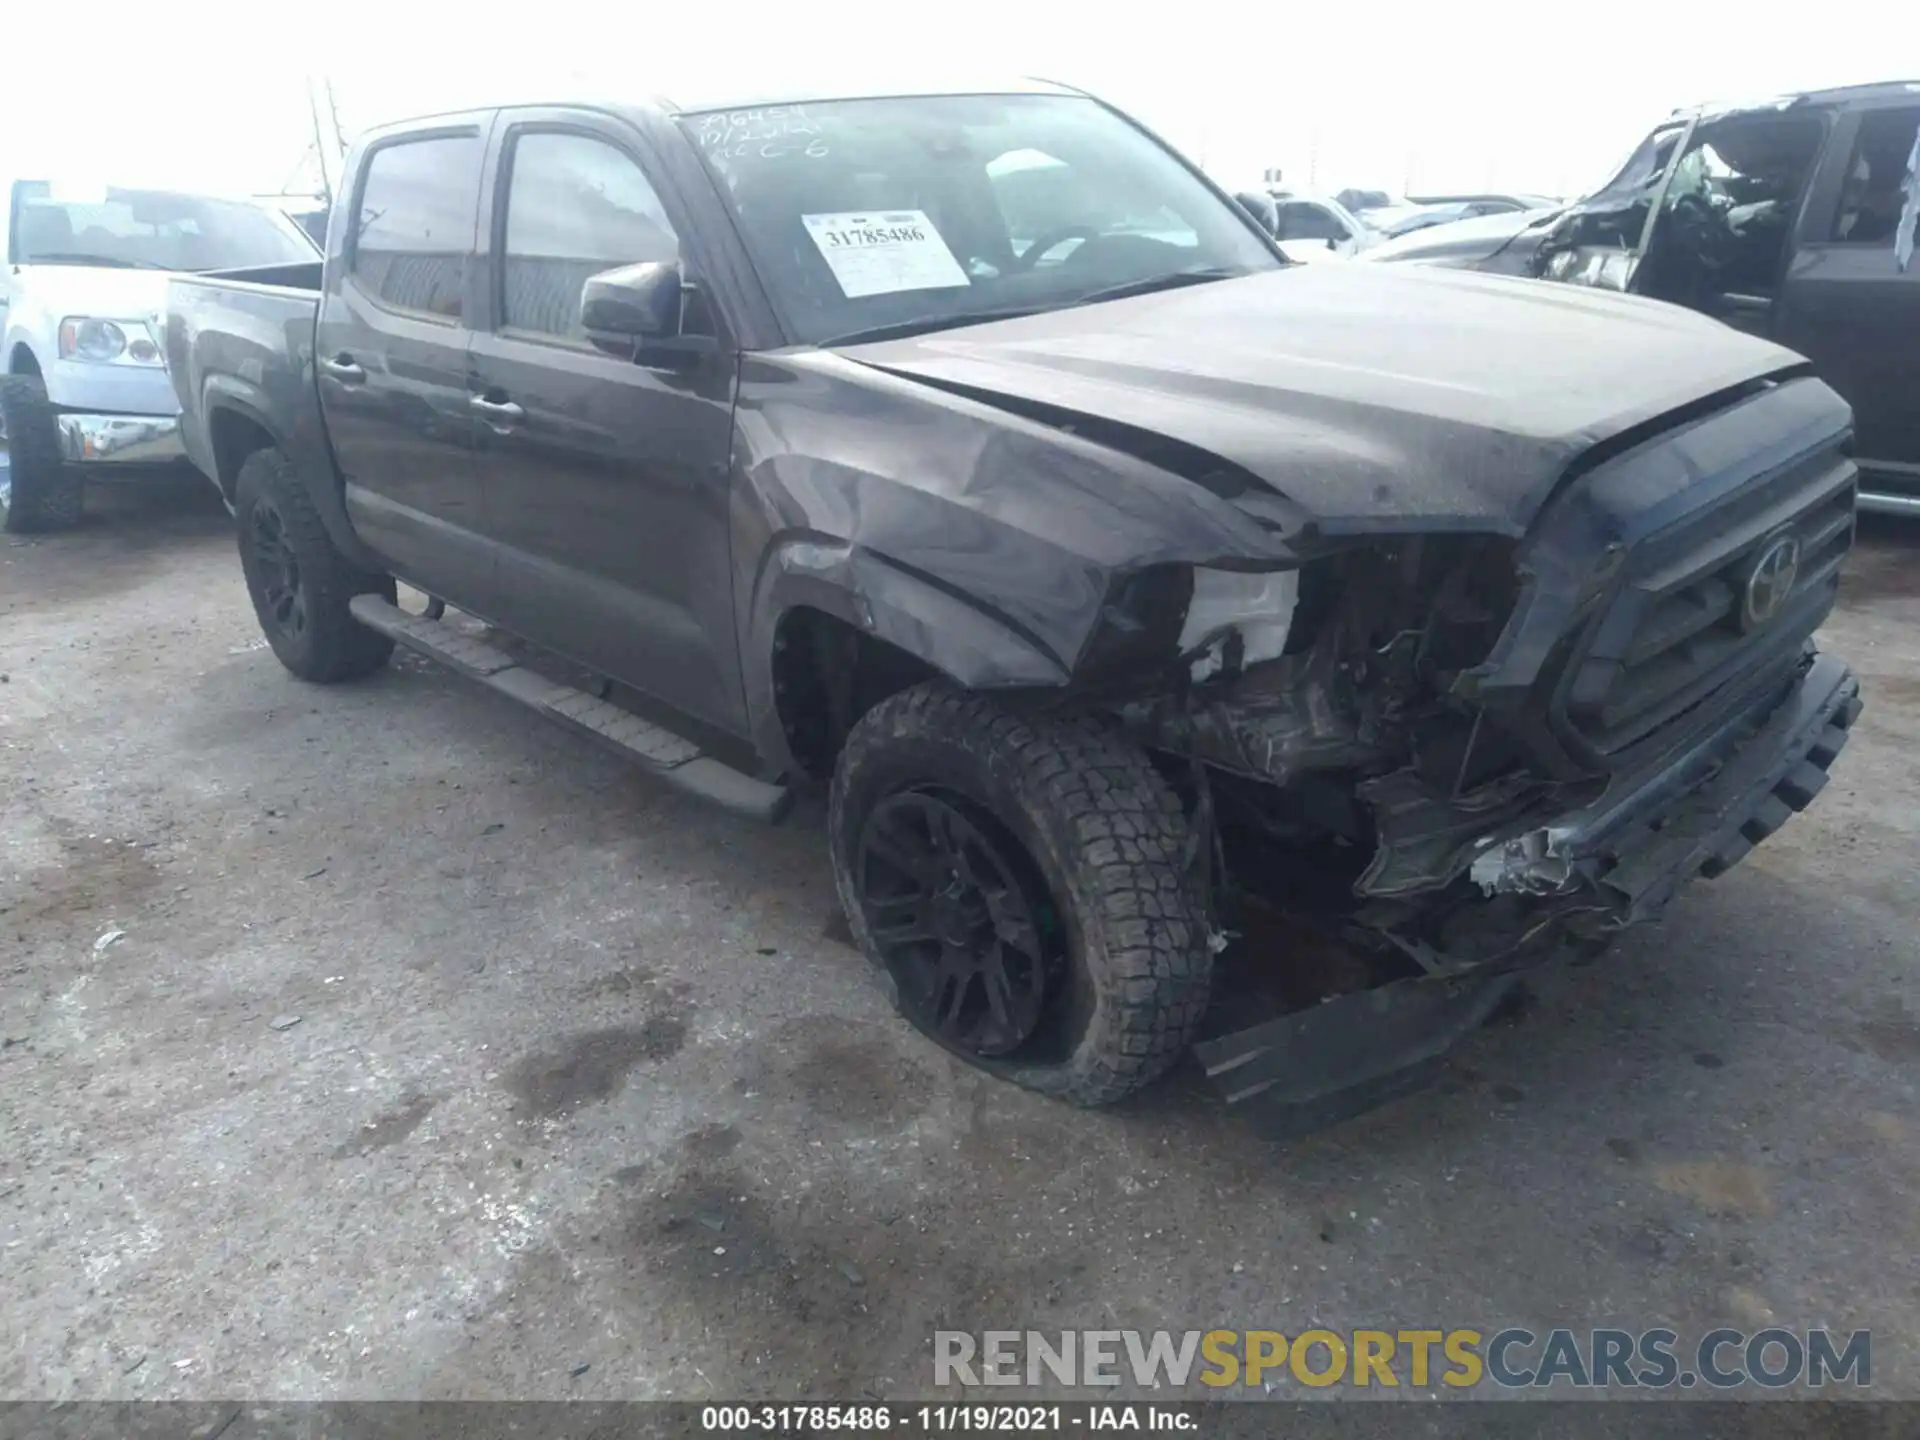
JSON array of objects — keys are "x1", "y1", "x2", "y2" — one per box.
[
  {"x1": 840, "y1": 264, "x2": 1808, "y2": 533},
  {"x1": 10, "y1": 265, "x2": 174, "y2": 332}
]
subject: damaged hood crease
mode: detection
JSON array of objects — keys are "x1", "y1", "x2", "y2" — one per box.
[{"x1": 841, "y1": 266, "x2": 1808, "y2": 533}]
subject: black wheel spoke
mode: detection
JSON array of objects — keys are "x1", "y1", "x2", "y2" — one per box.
[
  {"x1": 252, "y1": 512, "x2": 283, "y2": 562},
  {"x1": 982, "y1": 954, "x2": 1016, "y2": 1037},
  {"x1": 926, "y1": 804, "x2": 961, "y2": 860},
  {"x1": 855, "y1": 788, "x2": 1060, "y2": 1061},
  {"x1": 249, "y1": 500, "x2": 314, "y2": 642},
  {"x1": 934, "y1": 963, "x2": 972, "y2": 1030},
  {"x1": 868, "y1": 891, "x2": 921, "y2": 919},
  {"x1": 931, "y1": 806, "x2": 977, "y2": 883},
  {"x1": 868, "y1": 893, "x2": 937, "y2": 945},
  {"x1": 866, "y1": 812, "x2": 939, "y2": 886},
  {"x1": 986, "y1": 901, "x2": 1042, "y2": 962}
]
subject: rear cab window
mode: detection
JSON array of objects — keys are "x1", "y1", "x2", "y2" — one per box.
[{"x1": 350, "y1": 134, "x2": 484, "y2": 321}]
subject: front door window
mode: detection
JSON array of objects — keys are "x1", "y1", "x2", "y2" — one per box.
[
  {"x1": 1635, "y1": 116, "x2": 1825, "y2": 312},
  {"x1": 501, "y1": 131, "x2": 682, "y2": 343}
]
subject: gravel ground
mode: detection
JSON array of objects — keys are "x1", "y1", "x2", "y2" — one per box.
[{"x1": 2, "y1": 475, "x2": 1917, "y2": 1403}]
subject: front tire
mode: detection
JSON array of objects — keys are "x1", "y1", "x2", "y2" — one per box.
[
  {"x1": 0, "y1": 376, "x2": 84, "y2": 533},
  {"x1": 830, "y1": 684, "x2": 1212, "y2": 1106},
  {"x1": 234, "y1": 447, "x2": 395, "y2": 682}
]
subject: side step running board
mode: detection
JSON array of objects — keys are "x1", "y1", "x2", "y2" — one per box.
[{"x1": 348, "y1": 595, "x2": 791, "y2": 824}]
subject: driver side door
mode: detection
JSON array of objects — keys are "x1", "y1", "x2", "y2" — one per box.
[{"x1": 467, "y1": 110, "x2": 747, "y2": 735}]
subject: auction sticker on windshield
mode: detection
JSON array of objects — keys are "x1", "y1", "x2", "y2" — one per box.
[{"x1": 803, "y1": 211, "x2": 969, "y2": 298}]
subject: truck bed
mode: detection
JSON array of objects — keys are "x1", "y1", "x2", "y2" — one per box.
[{"x1": 164, "y1": 263, "x2": 325, "y2": 503}]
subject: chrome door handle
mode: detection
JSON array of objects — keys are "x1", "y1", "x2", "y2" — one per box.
[
  {"x1": 320, "y1": 356, "x2": 365, "y2": 383},
  {"x1": 470, "y1": 395, "x2": 524, "y2": 423}
]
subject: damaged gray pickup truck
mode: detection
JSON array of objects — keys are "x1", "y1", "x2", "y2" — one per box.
[{"x1": 166, "y1": 83, "x2": 1862, "y2": 1134}]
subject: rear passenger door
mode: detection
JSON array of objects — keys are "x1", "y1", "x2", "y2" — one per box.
[
  {"x1": 1773, "y1": 103, "x2": 1920, "y2": 479},
  {"x1": 467, "y1": 110, "x2": 745, "y2": 734},
  {"x1": 316, "y1": 119, "x2": 492, "y2": 605}
]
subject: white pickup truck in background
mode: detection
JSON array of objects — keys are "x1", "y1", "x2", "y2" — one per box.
[{"x1": 0, "y1": 180, "x2": 317, "y2": 532}]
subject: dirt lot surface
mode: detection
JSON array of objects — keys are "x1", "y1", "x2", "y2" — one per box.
[{"x1": 3, "y1": 477, "x2": 1918, "y2": 1402}]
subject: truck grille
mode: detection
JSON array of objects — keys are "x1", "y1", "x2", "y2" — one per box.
[{"x1": 1559, "y1": 434, "x2": 1856, "y2": 758}]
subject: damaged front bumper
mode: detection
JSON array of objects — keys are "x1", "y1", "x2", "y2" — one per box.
[
  {"x1": 1198, "y1": 649, "x2": 1861, "y2": 1137},
  {"x1": 1467, "y1": 650, "x2": 1860, "y2": 919}
]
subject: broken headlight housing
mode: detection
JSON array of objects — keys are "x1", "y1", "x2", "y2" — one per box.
[
  {"x1": 1540, "y1": 245, "x2": 1638, "y2": 291},
  {"x1": 1179, "y1": 567, "x2": 1299, "y2": 681}
]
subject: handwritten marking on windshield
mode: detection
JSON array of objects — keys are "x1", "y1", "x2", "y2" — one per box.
[{"x1": 696, "y1": 106, "x2": 830, "y2": 161}]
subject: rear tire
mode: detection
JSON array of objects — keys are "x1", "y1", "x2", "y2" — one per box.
[
  {"x1": 0, "y1": 375, "x2": 84, "y2": 533},
  {"x1": 234, "y1": 447, "x2": 395, "y2": 682},
  {"x1": 830, "y1": 683, "x2": 1212, "y2": 1106}
]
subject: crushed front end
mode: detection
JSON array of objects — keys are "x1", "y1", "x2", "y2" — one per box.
[{"x1": 1108, "y1": 374, "x2": 1864, "y2": 1135}]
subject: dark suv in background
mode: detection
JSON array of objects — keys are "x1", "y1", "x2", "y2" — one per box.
[{"x1": 1364, "y1": 80, "x2": 1920, "y2": 516}]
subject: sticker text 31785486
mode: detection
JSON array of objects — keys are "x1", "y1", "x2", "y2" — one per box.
[{"x1": 802, "y1": 210, "x2": 970, "y2": 299}]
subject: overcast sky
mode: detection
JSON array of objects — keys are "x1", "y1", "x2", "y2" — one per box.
[{"x1": 3, "y1": 1, "x2": 1911, "y2": 205}]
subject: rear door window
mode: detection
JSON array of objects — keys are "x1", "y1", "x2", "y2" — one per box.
[
  {"x1": 1828, "y1": 106, "x2": 1920, "y2": 267},
  {"x1": 351, "y1": 134, "x2": 484, "y2": 321}
]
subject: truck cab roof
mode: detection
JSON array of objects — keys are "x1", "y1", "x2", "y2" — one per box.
[
  {"x1": 1671, "y1": 78, "x2": 1920, "y2": 125},
  {"x1": 354, "y1": 79, "x2": 1092, "y2": 143},
  {"x1": 658, "y1": 77, "x2": 1085, "y2": 116}
]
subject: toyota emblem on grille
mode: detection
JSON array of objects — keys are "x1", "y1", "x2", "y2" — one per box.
[{"x1": 1741, "y1": 534, "x2": 1801, "y2": 630}]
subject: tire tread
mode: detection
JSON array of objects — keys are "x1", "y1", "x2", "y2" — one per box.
[
  {"x1": 235, "y1": 448, "x2": 394, "y2": 683},
  {"x1": 0, "y1": 376, "x2": 83, "y2": 533},
  {"x1": 831, "y1": 683, "x2": 1211, "y2": 1107}
]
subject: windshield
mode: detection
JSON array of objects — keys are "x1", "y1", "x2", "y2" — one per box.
[
  {"x1": 10, "y1": 184, "x2": 317, "y2": 271},
  {"x1": 1537, "y1": 123, "x2": 1689, "y2": 265},
  {"x1": 1586, "y1": 124, "x2": 1688, "y2": 209},
  {"x1": 681, "y1": 93, "x2": 1280, "y2": 345}
]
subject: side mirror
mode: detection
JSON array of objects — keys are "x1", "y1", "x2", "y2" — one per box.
[{"x1": 580, "y1": 261, "x2": 683, "y2": 344}]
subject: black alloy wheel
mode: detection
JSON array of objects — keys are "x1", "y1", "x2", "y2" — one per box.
[
  {"x1": 829, "y1": 683, "x2": 1213, "y2": 1105},
  {"x1": 855, "y1": 788, "x2": 1061, "y2": 1059},
  {"x1": 248, "y1": 498, "x2": 310, "y2": 642},
  {"x1": 231, "y1": 447, "x2": 393, "y2": 682}
]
